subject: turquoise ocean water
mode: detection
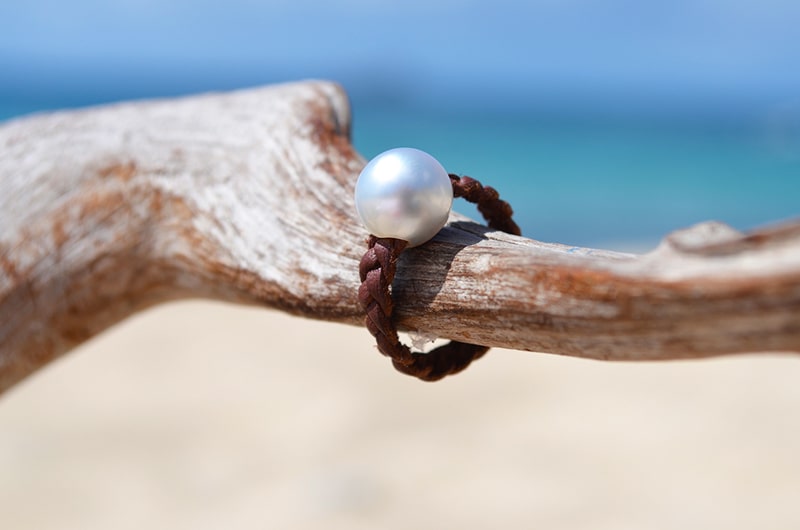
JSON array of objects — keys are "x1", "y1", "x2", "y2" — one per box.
[
  {"x1": 355, "y1": 106, "x2": 799, "y2": 250},
  {"x1": 2, "y1": 100, "x2": 798, "y2": 251}
]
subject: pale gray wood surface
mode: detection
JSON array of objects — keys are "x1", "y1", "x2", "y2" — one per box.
[{"x1": 1, "y1": 80, "x2": 798, "y2": 392}]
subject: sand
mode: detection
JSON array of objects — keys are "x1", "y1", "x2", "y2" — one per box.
[{"x1": 1, "y1": 301, "x2": 798, "y2": 529}]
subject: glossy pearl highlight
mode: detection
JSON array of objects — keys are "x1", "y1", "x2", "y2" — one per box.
[{"x1": 355, "y1": 148, "x2": 453, "y2": 247}]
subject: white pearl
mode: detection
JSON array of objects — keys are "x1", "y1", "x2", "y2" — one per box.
[{"x1": 355, "y1": 148, "x2": 453, "y2": 248}]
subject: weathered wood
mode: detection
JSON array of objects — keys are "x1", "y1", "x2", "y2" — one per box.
[{"x1": 1, "y1": 80, "x2": 799, "y2": 392}]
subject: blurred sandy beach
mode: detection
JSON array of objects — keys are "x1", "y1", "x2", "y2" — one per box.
[{"x1": 1, "y1": 301, "x2": 798, "y2": 529}]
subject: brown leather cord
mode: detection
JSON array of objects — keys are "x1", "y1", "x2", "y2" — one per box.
[{"x1": 358, "y1": 174, "x2": 521, "y2": 381}]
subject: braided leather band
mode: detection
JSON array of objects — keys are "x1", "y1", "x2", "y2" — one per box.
[{"x1": 358, "y1": 174, "x2": 521, "y2": 381}]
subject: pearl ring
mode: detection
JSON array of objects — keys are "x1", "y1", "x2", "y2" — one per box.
[{"x1": 354, "y1": 147, "x2": 521, "y2": 381}]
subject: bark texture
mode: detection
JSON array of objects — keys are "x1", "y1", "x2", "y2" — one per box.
[{"x1": 1, "y1": 80, "x2": 798, "y2": 392}]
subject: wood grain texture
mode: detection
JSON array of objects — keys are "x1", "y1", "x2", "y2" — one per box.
[{"x1": 1, "y1": 80, "x2": 799, "y2": 392}]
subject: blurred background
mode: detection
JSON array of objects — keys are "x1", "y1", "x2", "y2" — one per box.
[
  {"x1": 1, "y1": 1, "x2": 799, "y2": 529},
  {"x1": 2, "y1": 0, "x2": 799, "y2": 249}
]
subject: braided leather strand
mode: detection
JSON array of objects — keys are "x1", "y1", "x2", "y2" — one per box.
[
  {"x1": 358, "y1": 174, "x2": 520, "y2": 381},
  {"x1": 450, "y1": 174, "x2": 521, "y2": 237}
]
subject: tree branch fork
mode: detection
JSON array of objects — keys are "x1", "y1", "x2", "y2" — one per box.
[{"x1": 1, "y1": 80, "x2": 798, "y2": 392}]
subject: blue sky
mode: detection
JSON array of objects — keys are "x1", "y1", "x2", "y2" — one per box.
[{"x1": 2, "y1": 0, "x2": 799, "y2": 115}]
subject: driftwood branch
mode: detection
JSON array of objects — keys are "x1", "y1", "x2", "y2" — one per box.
[{"x1": 1, "y1": 80, "x2": 799, "y2": 392}]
